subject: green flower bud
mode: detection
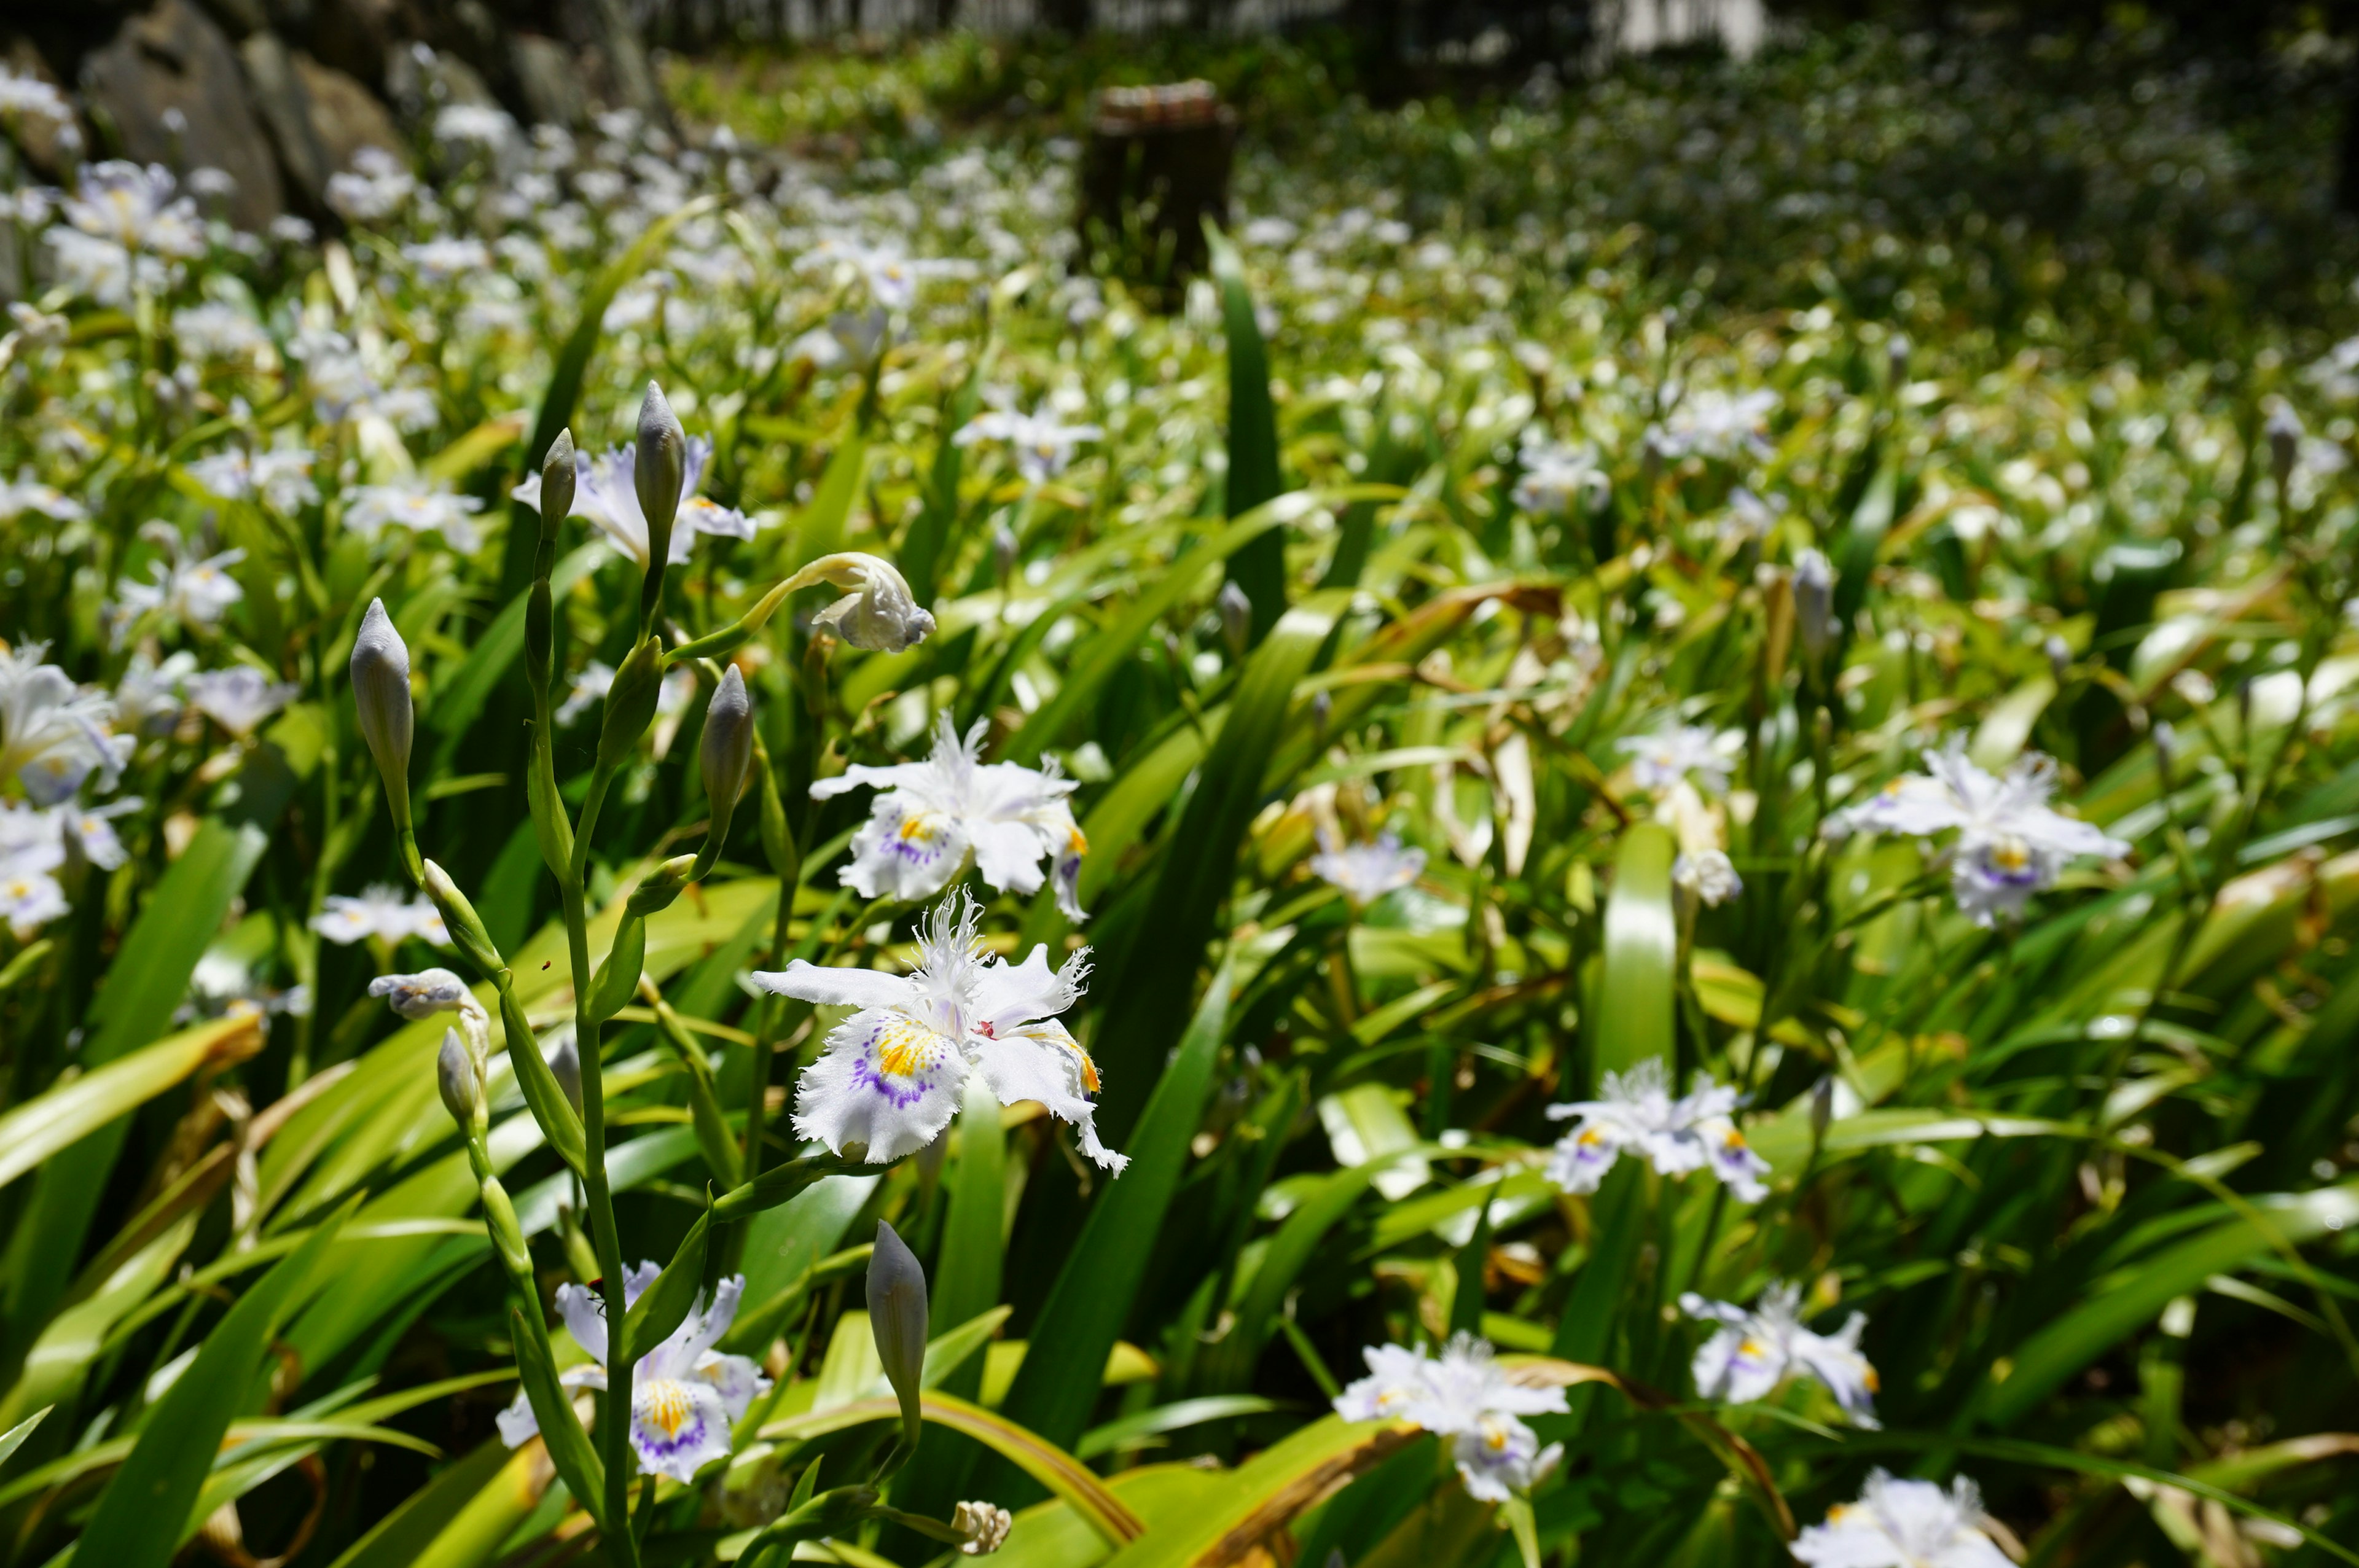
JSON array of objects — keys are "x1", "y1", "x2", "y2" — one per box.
[
  {"x1": 697, "y1": 666, "x2": 754, "y2": 867},
  {"x1": 596, "y1": 636, "x2": 666, "y2": 773},
  {"x1": 625, "y1": 854, "x2": 698, "y2": 918},
  {"x1": 525, "y1": 576, "x2": 554, "y2": 700},
  {"x1": 868, "y1": 1219, "x2": 929, "y2": 1453},
  {"x1": 636, "y1": 381, "x2": 686, "y2": 581},
  {"x1": 350, "y1": 598, "x2": 413, "y2": 829},
  {"x1": 539, "y1": 428, "x2": 577, "y2": 548},
  {"x1": 422, "y1": 859, "x2": 503, "y2": 977},
  {"x1": 436, "y1": 1026, "x2": 478, "y2": 1129},
  {"x1": 544, "y1": 1028, "x2": 582, "y2": 1115}
]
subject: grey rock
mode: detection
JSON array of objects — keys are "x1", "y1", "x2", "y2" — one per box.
[
  {"x1": 195, "y1": 0, "x2": 268, "y2": 38},
  {"x1": 290, "y1": 52, "x2": 400, "y2": 178},
  {"x1": 80, "y1": 0, "x2": 286, "y2": 232},
  {"x1": 307, "y1": 0, "x2": 402, "y2": 97},
  {"x1": 239, "y1": 30, "x2": 332, "y2": 211},
  {"x1": 509, "y1": 34, "x2": 584, "y2": 130}
]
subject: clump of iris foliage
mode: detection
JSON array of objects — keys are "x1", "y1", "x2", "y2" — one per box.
[{"x1": 1, "y1": 15, "x2": 2358, "y2": 1568}]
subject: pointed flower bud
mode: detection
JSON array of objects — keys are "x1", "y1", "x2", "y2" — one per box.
[
  {"x1": 635, "y1": 381, "x2": 687, "y2": 569},
  {"x1": 544, "y1": 1028, "x2": 582, "y2": 1114},
  {"x1": 868, "y1": 1219, "x2": 929, "y2": 1452},
  {"x1": 700, "y1": 666, "x2": 755, "y2": 830},
  {"x1": 1810, "y1": 1074, "x2": 1836, "y2": 1149},
  {"x1": 992, "y1": 522, "x2": 1019, "y2": 584},
  {"x1": 421, "y1": 859, "x2": 502, "y2": 977},
  {"x1": 1793, "y1": 547, "x2": 1834, "y2": 664},
  {"x1": 2044, "y1": 636, "x2": 2071, "y2": 684},
  {"x1": 539, "y1": 428, "x2": 577, "y2": 543},
  {"x1": 597, "y1": 636, "x2": 667, "y2": 773},
  {"x1": 437, "y1": 1026, "x2": 479, "y2": 1129},
  {"x1": 1217, "y1": 580, "x2": 1251, "y2": 662},
  {"x1": 2266, "y1": 401, "x2": 2302, "y2": 497},
  {"x1": 351, "y1": 598, "x2": 414, "y2": 827}
]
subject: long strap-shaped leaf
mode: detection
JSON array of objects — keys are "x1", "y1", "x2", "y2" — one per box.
[
  {"x1": 1074, "y1": 1415, "x2": 1419, "y2": 1568},
  {"x1": 1206, "y1": 220, "x2": 1286, "y2": 644},
  {"x1": 759, "y1": 1390, "x2": 1144, "y2": 1547},
  {"x1": 68, "y1": 1201, "x2": 358, "y2": 1568},
  {"x1": 0, "y1": 1014, "x2": 256, "y2": 1192},
  {"x1": 1499, "y1": 1357, "x2": 1796, "y2": 1541},
  {"x1": 1092, "y1": 593, "x2": 1347, "y2": 1139}
]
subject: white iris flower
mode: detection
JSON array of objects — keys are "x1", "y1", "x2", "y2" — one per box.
[
  {"x1": 1678, "y1": 1282, "x2": 1878, "y2": 1427},
  {"x1": 0, "y1": 643, "x2": 132, "y2": 805},
  {"x1": 816, "y1": 714, "x2": 1087, "y2": 920},
  {"x1": 754, "y1": 891, "x2": 1125, "y2": 1172},
  {"x1": 1309, "y1": 829, "x2": 1426, "y2": 904},
  {"x1": 1544, "y1": 1058, "x2": 1769, "y2": 1202},
  {"x1": 1831, "y1": 739, "x2": 2128, "y2": 927},
  {"x1": 1333, "y1": 1333, "x2": 1567, "y2": 1503},
  {"x1": 1793, "y1": 1470, "x2": 2014, "y2": 1568},
  {"x1": 954, "y1": 405, "x2": 1104, "y2": 485},
  {"x1": 311, "y1": 884, "x2": 451, "y2": 948},
  {"x1": 495, "y1": 1262, "x2": 771, "y2": 1484},
  {"x1": 0, "y1": 800, "x2": 69, "y2": 938},
  {"x1": 187, "y1": 667, "x2": 299, "y2": 738},
  {"x1": 1619, "y1": 723, "x2": 1734, "y2": 795}
]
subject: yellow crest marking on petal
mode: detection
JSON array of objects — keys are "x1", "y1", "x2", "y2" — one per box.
[
  {"x1": 874, "y1": 1020, "x2": 952, "y2": 1080},
  {"x1": 642, "y1": 1379, "x2": 694, "y2": 1439}
]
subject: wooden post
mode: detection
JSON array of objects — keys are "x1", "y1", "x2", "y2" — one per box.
[{"x1": 1076, "y1": 80, "x2": 1237, "y2": 307}]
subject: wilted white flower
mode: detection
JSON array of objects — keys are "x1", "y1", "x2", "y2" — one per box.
[
  {"x1": 753, "y1": 890, "x2": 1124, "y2": 1171},
  {"x1": 1619, "y1": 724, "x2": 1733, "y2": 795},
  {"x1": 1334, "y1": 1333, "x2": 1567, "y2": 1503},
  {"x1": 0, "y1": 644, "x2": 131, "y2": 805},
  {"x1": 367, "y1": 967, "x2": 479, "y2": 1021},
  {"x1": 311, "y1": 883, "x2": 450, "y2": 948},
  {"x1": 815, "y1": 713, "x2": 1086, "y2": 918},
  {"x1": 1545, "y1": 1058, "x2": 1769, "y2": 1202},
  {"x1": 1310, "y1": 829, "x2": 1426, "y2": 903},
  {"x1": 1792, "y1": 1471, "x2": 2013, "y2": 1568},
  {"x1": 1831, "y1": 739, "x2": 2129, "y2": 926},
  {"x1": 955, "y1": 405, "x2": 1104, "y2": 485},
  {"x1": 798, "y1": 552, "x2": 935, "y2": 653},
  {"x1": 1673, "y1": 849, "x2": 1742, "y2": 908},
  {"x1": 186, "y1": 667, "x2": 297, "y2": 736},
  {"x1": 951, "y1": 1500, "x2": 1013, "y2": 1556},
  {"x1": 345, "y1": 478, "x2": 487, "y2": 553},
  {"x1": 1679, "y1": 1282, "x2": 1878, "y2": 1427},
  {"x1": 495, "y1": 1262, "x2": 771, "y2": 1483}
]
